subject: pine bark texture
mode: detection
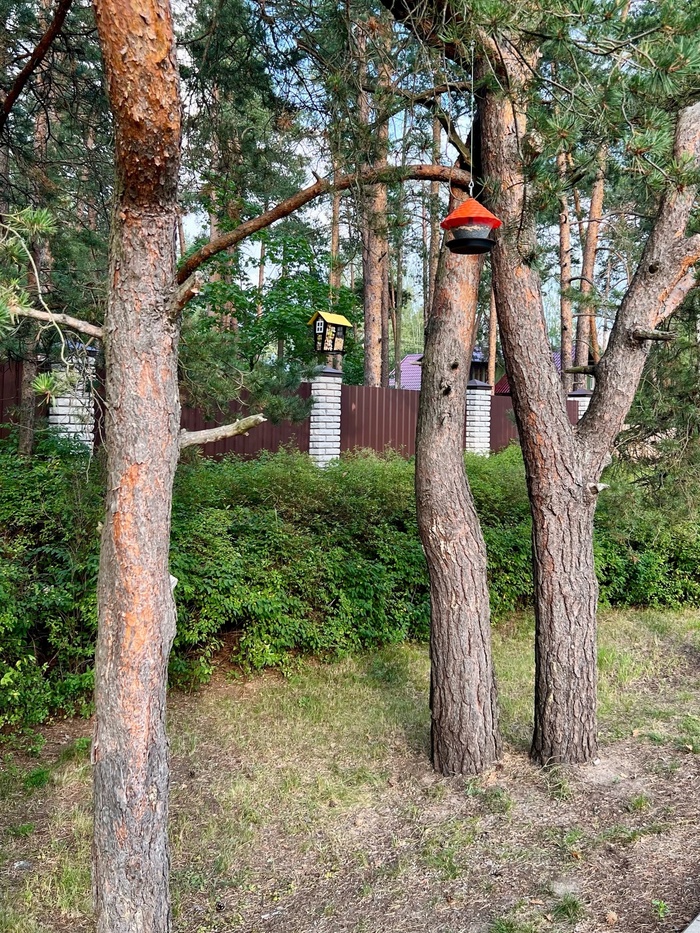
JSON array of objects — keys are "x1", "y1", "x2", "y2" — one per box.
[
  {"x1": 480, "y1": 57, "x2": 600, "y2": 763},
  {"x1": 90, "y1": 1, "x2": 181, "y2": 931},
  {"x1": 416, "y1": 187, "x2": 500, "y2": 776},
  {"x1": 480, "y1": 43, "x2": 700, "y2": 764}
]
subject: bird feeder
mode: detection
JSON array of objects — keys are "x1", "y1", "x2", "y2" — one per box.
[
  {"x1": 307, "y1": 311, "x2": 353, "y2": 354},
  {"x1": 441, "y1": 198, "x2": 502, "y2": 255}
]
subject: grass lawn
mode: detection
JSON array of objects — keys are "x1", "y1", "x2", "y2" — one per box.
[{"x1": 1, "y1": 609, "x2": 699, "y2": 933}]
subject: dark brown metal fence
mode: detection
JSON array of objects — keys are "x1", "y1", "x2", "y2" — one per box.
[
  {"x1": 180, "y1": 383, "x2": 312, "y2": 459},
  {"x1": 0, "y1": 361, "x2": 22, "y2": 438},
  {"x1": 491, "y1": 394, "x2": 579, "y2": 452},
  {"x1": 340, "y1": 384, "x2": 420, "y2": 457}
]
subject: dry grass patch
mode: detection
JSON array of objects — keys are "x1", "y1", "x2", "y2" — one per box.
[{"x1": 0, "y1": 609, "x2": 698, "y2": 932}]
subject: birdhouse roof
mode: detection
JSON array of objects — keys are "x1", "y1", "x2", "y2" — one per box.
[
  {"x1": 307, "y1": 311, "x2": 353, "y2": 327},
  {"x1": 441, "y1": 198, "x2": 502, "y2": 231}
]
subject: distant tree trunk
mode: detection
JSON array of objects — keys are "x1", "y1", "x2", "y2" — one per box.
[
  {"x1": 394, "y1": 247, "x2": 403, "y2": 388},
  {"x1": 487, "y1": 288, "x2": 497, "y2": 391},
  {"x1": 381, "y1": 243, "x2": 390, "y2": 385},
  {"x1": 90, "y1": 2, "x2": 181, "y2": 931},
  {"x1": 421, "y1": 186, "x2": 430, "y2": 323},
  {"x1": 574, "y1": 150, "x2": 606, "y2": 384},
  {"x1": 428, "y1": 116, "x2": 441, "y2": 311},
  {"x1": 17, "y1": 325, "x2": 39, "y2": 459},
  {"x1": 556, "y1": 151, "x2": 573, "y2": 393},
  {"x1": 415, "y1": 183, "x2": 500, "y2": 776},
  {"x1": 330, "y1": 179, "x2": 342, "y2": 291},
  {"x1": 256, "y1": 239, "x2": 265, "y2": 316},
  {"x1": 358, "y1": 24, "x2": 390, "y2": 387},
  {"x1": 20, "y1": 34, "x2": 53, "y2": 461}
]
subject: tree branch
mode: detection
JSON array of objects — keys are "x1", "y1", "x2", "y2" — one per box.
[
  {"x1": 178, "y1": 414, "x2": 266, "y2": 450},
  {"x1": 176, "y1": 163, "x2": 472, "y2": 291},
  {"x1": 564, "y1": 365, "x2": 596, "y2": 376},
  {"x1": 10, "y1": 303, "x2": 103, "y2": 339},
  {"x1": 630, "y1": 328, "x2": 675, "y2": 342},
  {"x1": 580, "y1": 100, "x2": 700, "y2": 465},
  {"x1": 0, "y1": 0, "x2": 74, "y2": 135}
]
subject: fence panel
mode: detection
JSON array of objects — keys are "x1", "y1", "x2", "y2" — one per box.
[
  {"x1": 0, "y1": 361, "x2": 22, "y2": 438},
  {"x1": 180, "y1": 383, "x2": 311, "y2": 459},
  {"x1": 491, "y1": 394, "x2": 580, "y2": 452},
  {"x1": 341, "y1": 384, "x2": 419, "y2": 457}
]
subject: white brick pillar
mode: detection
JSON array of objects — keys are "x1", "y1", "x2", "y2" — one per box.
[
  {"x1": 568, "y1": 388, "x2": 593, "y2": 422},
  {"x1": 308, "y1": 367, "x2": 342, "y2": 467},
  {"x1": 48, "y1": 357, "x2": 96, "y2": 450},
  {"x1": 465, "y1": 379, "x2": 491, "y2": 456}
]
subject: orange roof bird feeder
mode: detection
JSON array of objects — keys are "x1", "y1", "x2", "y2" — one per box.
[{"x1": 441, "y1": 198, "x2": 502, "y2": 255}]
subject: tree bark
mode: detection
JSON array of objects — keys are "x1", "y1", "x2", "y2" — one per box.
[
  {"x1": 480, "y1": 43, "x2": 700, "y2": 765},
  {"x1": 416, "y1": 185, "x2": 500, "y2": 775},
  {"x1": 90, "y1": 2, "x2": 181, "y2": 931},
  {"x1": 480, "y1": 43, "x2": 601, "y2": 764}
]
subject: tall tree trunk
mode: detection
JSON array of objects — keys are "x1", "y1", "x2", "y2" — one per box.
[
  {"x1": 330, "y1": 178, "x2": 342, "y2": 291},
  {"x1": 428, "y1": 115, "x2": 441, "y2": 312},
  {"x1": 480, "y1": 44, "x2": 600, "y2": 764},
  {"x1": 381, "y1": 243, "x2": 390, "y2": 385},
  {"x1": 416, "y1": 184, "x2": 500, "y2": 776},
  {"x1": 358, "y1": 24, "x2": 390, "y2": 387},
  {"x1": 573, "y1": 150, "x2": 606, "y2": 384},
  {"x1": 422, "y1": 186, "x2": 430, "y2": 324},
  {"x1": 556, "y1": 151, "x2": 574, "y2": 393},
  {"x1": 394, "y1": 245, "x2": 403, "y2": 388},
  {"x1": 487, "y1": 288, "x2": 497, "y2": 391},
  {"x1": 90, "y1": 2, "x2": 181, "y2": 931}
]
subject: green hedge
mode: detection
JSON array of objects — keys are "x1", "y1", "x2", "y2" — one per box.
[{"x1": 2, "y1": 439, "x2": 700, "y2": 728}]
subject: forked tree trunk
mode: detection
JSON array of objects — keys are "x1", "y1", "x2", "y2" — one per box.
[
  {"x1": 90, "y1": 1, "x2": 181, "y2": 930},
  {"x1": 377, "y1": 0, "x2": 700, "y2": 768},
  {"x1": 480, "y1": 41, "x2": 700, "y2": 765},
  {"x1": 416, "y1": 185, "x2": 500, "y2": 775},
  {"x1": 481, "y1": 46, "x2": 602, "y2": 764}
]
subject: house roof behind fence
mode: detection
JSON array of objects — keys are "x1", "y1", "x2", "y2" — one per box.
[{"x1": 390, "y1": 348, "x2": 487, "y2": 390}]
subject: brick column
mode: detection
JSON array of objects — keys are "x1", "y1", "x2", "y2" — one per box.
[
  {"x1": 48, "y1": 357, "x2": 96, "y2": 450},
  {"x1": 568, "y1": 388, "x2": 593, "y2": 422},
  {"x1": 308, "y1": 367, "x2": 342, "y2": 467},
  {"x1": 465, "y1": 379, "x2": 492, "y2": 456}
]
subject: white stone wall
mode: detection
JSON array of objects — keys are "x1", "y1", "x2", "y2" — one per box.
[
  {"x1": 465, "y1": 384, "x2": 491, "y2": 456},
  {"x1": 48, "y1": 360, "x2": 95, "y2": 450},
  {"x1": 568, "y1": 392, "x2": 592, "y2": 422},
  {"x1": 308, "y1": 369, "x2": 343, "y2": 467}
]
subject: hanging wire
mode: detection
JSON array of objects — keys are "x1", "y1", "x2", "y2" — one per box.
[{"x1": 469, "y1": 40, "x2": 475, "y2": 197}]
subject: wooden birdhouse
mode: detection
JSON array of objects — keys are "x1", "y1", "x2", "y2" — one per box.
[
  {"x1": 307, "y1": 311, "x2": 352, "y2": 354},
  {"x1": 441, "y1": 198, "x2": 503, "y2": 255}
]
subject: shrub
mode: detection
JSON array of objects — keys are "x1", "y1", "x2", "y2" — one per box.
[{"x1": 3, "y1": 439, "x2": 700, "y2": 728}]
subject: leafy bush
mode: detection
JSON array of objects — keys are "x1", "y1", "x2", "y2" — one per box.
[
  {"x1": 0, "y1": 434, "x2": 102, "y2": 729},
  {"x1": 3, "y1": 438, "x2": 700, "y2": 728}
]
